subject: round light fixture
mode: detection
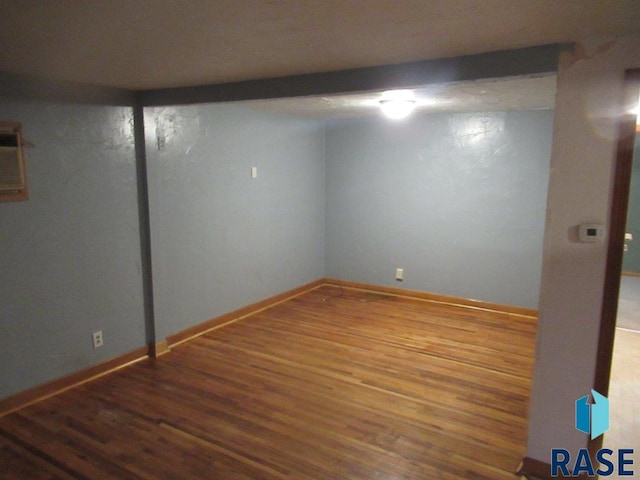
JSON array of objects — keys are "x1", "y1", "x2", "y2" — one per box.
[
  {"x1": 630, "y1": 92, "x2": 640, "y2": 119},
  {"x1": 379, "y1": 90, "x2": 417, "y2": 119},
  {"x1": 379, "y1": 99, "x2": 417, "y2": 119}
]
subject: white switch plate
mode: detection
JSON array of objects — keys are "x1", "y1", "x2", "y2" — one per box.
[
  {"x1": 395, "y1": 268, "x2": 404, "y2": 281},
  {"x1": 251, "y1": 167, "x2": 257, "y2": 178},
  {"x1": 625, "y1": 233, "x2": 633, "y2": 241},
  {"x1": 92, "y1": 330, "x2": 104, "y2": 348}
]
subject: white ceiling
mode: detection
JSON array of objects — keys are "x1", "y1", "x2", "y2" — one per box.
[{"x1": 0, "y1": 0, "x2": 639, "y2": 91}]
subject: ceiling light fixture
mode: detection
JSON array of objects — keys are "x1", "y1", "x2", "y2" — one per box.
[
  {"x1": 633, "y1": 93, "x2": 640, "y2": 123},
  {"x1": 379, "y1": 99, "x2": 416, "y2": 119},
  {"x1": 379, "y1": 90, "x2": 417, "y2": 120}
]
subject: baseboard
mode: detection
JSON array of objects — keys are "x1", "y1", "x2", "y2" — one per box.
[
  {"x1": 166, "y1": 278, "x2": 325, "y2": 347},
  {"x1": 167, "y1": 278, "x2": 536, "y2": 349},
  {"x1": 517, "y1": 457, "x2": 591, "y2": 479},
  {"x1": 622, "y1": 270, "x2": 640, "y2": 277},
  {"x1": 0, "y1": 278, "x2": 535, "y2": 417},
  {"x1": 149, "y1": 340, "x2": 170, "y2": 358},
  {"x1": 518, "y1": 457, "x2": 554, "y2": 479},
  {"x1": 322, "y1": 278, "x2": 538, "y2": 318},
  {"x1": 0, "y1": 346, "x2": 148, "y2": 417}
]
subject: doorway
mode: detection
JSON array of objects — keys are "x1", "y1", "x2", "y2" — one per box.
[
  {"x1": 604, "y1": 119, "x2": 640, "y2": 458},
  {"x1": 592, "y1": 69, "x2": 640, "y2": 459}
]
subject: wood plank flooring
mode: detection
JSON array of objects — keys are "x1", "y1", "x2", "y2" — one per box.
[{"x1": 0, "y1": 286, "x2": 537, "y2": 479}]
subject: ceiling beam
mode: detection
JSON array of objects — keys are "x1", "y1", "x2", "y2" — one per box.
[{"x1": 141, "y1": 43, "x2": 569, "y2": 107}]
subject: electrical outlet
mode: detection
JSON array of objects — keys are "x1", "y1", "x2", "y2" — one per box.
[
  {"x1": 92, "y1": 330, "x2": 104, "y2": 348},
  {"x1": 395, "y1": 268, "x2": 404, "y2": 281}
]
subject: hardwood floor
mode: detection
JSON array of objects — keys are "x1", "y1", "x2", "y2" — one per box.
[{"x1": 0, "y1": 285, "x2": 537, "y2": 479}]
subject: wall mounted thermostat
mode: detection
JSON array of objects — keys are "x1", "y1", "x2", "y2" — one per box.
[{"x1": 578, "y1": 224, "x2": 605, "y2": 242}]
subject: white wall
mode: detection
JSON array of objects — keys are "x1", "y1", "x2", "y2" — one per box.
[{"x1": 526, "y1": 34, "x2": 640, "y2": 462}]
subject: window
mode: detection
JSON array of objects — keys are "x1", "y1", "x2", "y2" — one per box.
[{"x1": 0, "y1": 122, "x2": 28, "y2": 202}]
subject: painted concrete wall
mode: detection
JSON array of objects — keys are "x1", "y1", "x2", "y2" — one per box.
[
  {"x1": 145, "y1": 104, "x2": 325, "y2": 341},
  {"x1": 526, "y1": 35, "x2": 640, "y2": 464},
  {"x1": 325, "y1": 110, "x2": 553, "y2": 308},
  {"x1": 0, "y1": 75, "x2": 146, "y2": 399},
  {"x1": 622, "y1": 135, "x2": 640, "y2": 272}
]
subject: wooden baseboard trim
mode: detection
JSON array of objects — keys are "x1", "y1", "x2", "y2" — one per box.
[
  {"x1": 149, "y1": 340, "x2": 170, "y2": 358},
  {"x1": 0, "y1": 278, "x2": 534, "y2": 417},
  {"x1": 516, "y1": 457, "x2": 551, "y2": 480},
  {"x1": 166, "y1": 278, "x2": 536, "y2": 350},
  {"x1": 622, "y1": 270, "x2": 640, "y2": 277},
  {"x1": 322, "y1": 278, "x2": 538, "y2": 318},
  {"x1": 517, "y1": 456, "x2": 591, "y2": 480},
  {"x1": 518, "y1": 457, "x2": 552, "y2": 479},
  {"x1": 0, "y1": 347, "x2": 148, "y2": 417},
  {"x1": 166, "y1": 279, "x2": 325, "y2": 348}
]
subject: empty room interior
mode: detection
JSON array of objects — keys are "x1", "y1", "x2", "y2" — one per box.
[{"x1": 1, "y1": 3, "x2": 640, "y2": 480}]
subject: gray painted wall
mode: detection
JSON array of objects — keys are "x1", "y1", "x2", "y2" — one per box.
[
  {"x1": 0, "y1": 78, "x2": 146, "y2": 399},
  {"x1": 0, "y1": 72, "x2": 552, "y2": 400},
  {"x1": 325, "y1": 110, "x2": 554, "y2": 308},
  {"x1": 146, "y1": 104, "x2": 325, "y2": 340},
  {"x1": 622, "y1": 134, "x2": 640, "y2": 273}
]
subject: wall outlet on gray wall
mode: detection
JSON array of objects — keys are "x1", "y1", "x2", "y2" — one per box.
[
  {"x1": 92, "y1": 330, "x2": 104, "y2": 348},
  {"x1": 396, "y1": 268, "x2": 404, "y2": 281}
]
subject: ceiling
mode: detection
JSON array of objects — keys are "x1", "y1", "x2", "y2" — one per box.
[{"x1": 0, "y1": 0, "x2": 639, "y2": 91}]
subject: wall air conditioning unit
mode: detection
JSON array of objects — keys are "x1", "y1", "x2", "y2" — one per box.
[{"x1": 0, "y1": 122, "x2": 28, "y2": 202}]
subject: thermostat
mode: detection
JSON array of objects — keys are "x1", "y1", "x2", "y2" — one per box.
[{"x1": 578, "y1": 224, "x2": 605, "y2": 242}]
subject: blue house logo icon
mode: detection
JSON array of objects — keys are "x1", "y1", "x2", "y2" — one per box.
[
  {"x1": 552, "y1": 391, "x2": 633, "y2": 477},
  {"x1": 575, "y1": 390, "x2": 609, "y2": 439}
]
